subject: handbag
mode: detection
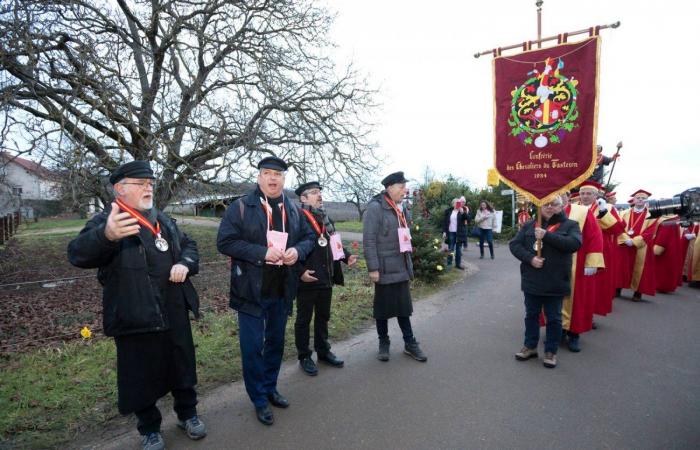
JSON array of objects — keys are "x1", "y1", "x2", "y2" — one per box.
[{"x1": 470, "y1": 226, "x2": 481, "y2": 238}]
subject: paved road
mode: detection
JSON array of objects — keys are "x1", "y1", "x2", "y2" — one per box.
[{"x1": 95, "y1": 244, "x2": 700, "y2": 450}]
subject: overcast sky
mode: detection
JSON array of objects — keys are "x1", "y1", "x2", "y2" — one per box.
[{"x1": 326, "y1": 0, "x2": 699, "y2": 199}]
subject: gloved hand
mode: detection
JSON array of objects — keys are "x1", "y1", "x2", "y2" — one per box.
[
  {"x1": 625, "y1": 239, "x2": 634, "y2": 247},
  {"x1": 685, "y1": 233, "x2": 697, "y2": 240},
  {"x1": 584, "y1": 267, "x2": 597, "y2": 276},
  {"x1": 596, "y1": 198, "x2": 607, "y2": 213}
]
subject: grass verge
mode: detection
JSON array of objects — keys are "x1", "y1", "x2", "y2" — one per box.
[
  {"x1": 334, "y1": 220, "x2": 363, "y2": 233},
  {"x1": 19, "y1": 217, "x2": 86, "y2": 232}
]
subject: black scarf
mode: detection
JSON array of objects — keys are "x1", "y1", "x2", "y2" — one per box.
[{"x1": 301, "y1": 203, "x2": 335, "y2": 235}]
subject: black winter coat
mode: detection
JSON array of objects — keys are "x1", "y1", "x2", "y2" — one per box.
[
  {"x1": 442, "y1": 207, "x2": 469, "y2": 243},
  {"x1": 509, "y1": 212, "x2": 582, "y2": 296},
  {"x1": 216, "y1": 189, "x2": 316, "y2": 317},
  {"x1": 298, "y1": 213, "x2": 351, "y2": 291},
  {"x1": 67, "y1": 208, "x2": 200, "y2": 337}
]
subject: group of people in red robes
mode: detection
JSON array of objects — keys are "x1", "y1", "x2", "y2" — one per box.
[{"x1": 557, "y1": 181, "x2": 699, "y2": 352}]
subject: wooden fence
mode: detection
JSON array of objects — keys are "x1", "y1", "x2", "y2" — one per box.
[{"x1": 0, "y1": 211, "x2": 21, "y2": 245}]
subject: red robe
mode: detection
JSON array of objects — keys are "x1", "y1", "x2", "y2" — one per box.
[
  {"x1": 653, "y1": 216, "x2": 682, "y2": 293},
  {"x1": 617, "y1": 207, "x2": 660, "y2": 296},
  {"x1": 563, "y1": 204, "x2": 604, "y2": 334},
  {"x1": 590, "y1": 204, "x2": 626, "y2": 315},
  {"x1": 517, "y1": 210, "x2": 531, "y2": 229}
]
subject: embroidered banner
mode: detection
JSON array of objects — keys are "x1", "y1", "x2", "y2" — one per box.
[{"x1": 493, "y1": 37, "x2": 600, "y2": 205}]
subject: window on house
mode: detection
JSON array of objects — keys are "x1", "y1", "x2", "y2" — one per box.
[{"x1": 12, "y1": 186, "x2": 22, "y2": 195}]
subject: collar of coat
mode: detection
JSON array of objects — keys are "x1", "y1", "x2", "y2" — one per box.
[{"x1": 374, "y1": 191, "x2": 402, "y2": 210}]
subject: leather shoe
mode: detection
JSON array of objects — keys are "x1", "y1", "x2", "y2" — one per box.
[
  {"x1": 255, "y1": 405, "x2": 273, "y2": 426},
  {"x1": 318, "y1": 352, "x2": 344, "y2": 368},
  {"x1": 267, "y1": 391, "x2": 289, "y2": 409},
  {"x1": 299, "y1": 357, "x2": 318, "y2": 376}
]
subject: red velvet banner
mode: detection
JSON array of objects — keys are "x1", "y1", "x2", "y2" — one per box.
[{"x1": 493, "y1": 37, "x2": 600, "y2": 205}]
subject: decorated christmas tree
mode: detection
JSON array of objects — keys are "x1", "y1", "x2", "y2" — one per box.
[{"x1": 409, "y1": 206, "x2": 447, "y2": 283}]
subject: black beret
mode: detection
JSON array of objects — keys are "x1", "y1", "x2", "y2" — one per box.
[
  {"x1": 381, "y1": 171, "x2": 408, "y2": 188},
  {"x1": 109, "y1": 160, "x2": 155, "y2": 184},
  {"x1": 295, "y1": 181, "x2": 322, "y2": 197},
  {"x1": 257, "y1": 156, "x2": 288, "y2": 171}
]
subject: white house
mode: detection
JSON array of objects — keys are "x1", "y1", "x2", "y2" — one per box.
[{"x1": 0, "y1": 152, "x2": 60, "y2": 201}]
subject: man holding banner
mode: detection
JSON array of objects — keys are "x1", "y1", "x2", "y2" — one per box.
[
  {"x1": 492, "y1": 36, "x2": 607, "y2": 355},
  {"x1": 510, "y1": 196, "x2": 582, "y2": 369}
]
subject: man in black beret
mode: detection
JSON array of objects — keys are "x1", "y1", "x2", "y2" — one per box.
[
  {"x1": 257, "y1": 155, "x2": 289, "y2": 172},
  {"x1": 363, "y1": 171, "x2": 428, "y2": 362},
  {"x1": 293, "y1": 181, "x2": 357, "y2": 376},
  {"x1": 68, "y1": 161, "x2": 206, "y2": 450},
  {"x1": 108, "y1": 160, "x2": 157, "y2": 185},
  {"x1": 217, "y1": 156, "x2": 316, "y2": 425},
  {"x1": 381, "y1": 171, "x2": 408, "y2": 188}
]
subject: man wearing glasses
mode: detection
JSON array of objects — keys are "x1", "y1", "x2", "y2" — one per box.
[
  {"x1": 68, "y1": 161, "x2": 205, "y2": 450},
  {"x1": 509, "y1": 197, "x2": 582, "y2": 369}
]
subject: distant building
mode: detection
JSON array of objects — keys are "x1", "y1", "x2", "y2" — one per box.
[
  {"x1": 0, "y1": 152, "x2": 61, "y2": 216},
  {"x1": 0, "y1": 152, "x2": 60, "y2": 201},
  {"x1": 167, "y1": 181, "x2": 359, "y2": 221}
]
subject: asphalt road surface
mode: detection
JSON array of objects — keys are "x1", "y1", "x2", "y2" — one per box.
[{"x1": 96, "y1": 244, "x2": 700, "y2": 450}]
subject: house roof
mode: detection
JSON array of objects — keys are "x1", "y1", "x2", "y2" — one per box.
[{"x1": 0, "y1": 152, "x2": 55, "y2": 180}]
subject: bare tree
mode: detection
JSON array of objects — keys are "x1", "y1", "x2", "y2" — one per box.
[
  {"x1": 330, "y1": 172, "x2": 380, "y2": 221},
  {"x1": 0, "y1": 0, "x2": 379, "y2": 208}
]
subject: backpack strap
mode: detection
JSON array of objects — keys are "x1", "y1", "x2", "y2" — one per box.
[{"x1": 238, "y1": 198, "x2": 244, "y2": 219}]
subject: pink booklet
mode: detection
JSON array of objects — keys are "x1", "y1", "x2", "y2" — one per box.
[
  {"x1": 398, "y1": 227, "x2": 412, "y2": 253},
  {"x1": 330, "y1": 233, "x2": 345, "y2": 261},
  {"x1": 266, "y1": 230, "x2": 288, "y2": 265}
]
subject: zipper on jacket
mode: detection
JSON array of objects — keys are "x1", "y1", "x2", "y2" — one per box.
[{"x1": 140, "y1": 242, "x2": 165, "y2": 330}]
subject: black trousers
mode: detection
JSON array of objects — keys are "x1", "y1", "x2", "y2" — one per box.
[
  {"x1": 376, "y1": 316, "x2": 415, "y2": 343},
  {"x1": 294, "y1": 287, "x2": 332, "y2": 359},
  {"x1": 134, "y1": 387, "x2": 198, "y2": 435}
]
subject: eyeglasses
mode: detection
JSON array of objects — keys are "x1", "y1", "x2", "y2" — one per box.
[{"x1": 121, "y1": 181, "x2": 155, "y2": 189}]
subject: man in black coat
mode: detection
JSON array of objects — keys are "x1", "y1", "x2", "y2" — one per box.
[
  {"x1": 294, "y1": 181, "x2": 358, "y2": 376},
  {"x1": 67, "y1": 161, "x2": 205, "y2": 450},
  {"x1": 509, "y1": 195, "x2": 582, "y2": 369},
  {"x1": 216, "y1": 156, "x2": 315, "y2": 426}
]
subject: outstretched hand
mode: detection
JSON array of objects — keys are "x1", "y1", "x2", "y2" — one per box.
[{"x1": 104, "y1": 202, "x2": 140, "y2": 241}]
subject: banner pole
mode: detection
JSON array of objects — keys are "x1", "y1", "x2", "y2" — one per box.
[
  {"x1": 536, "y1": 206, "x2": 543, "y2": 257},
  {"x1": 473, "y1": 21, "x2": 620, "y2": 58}
]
